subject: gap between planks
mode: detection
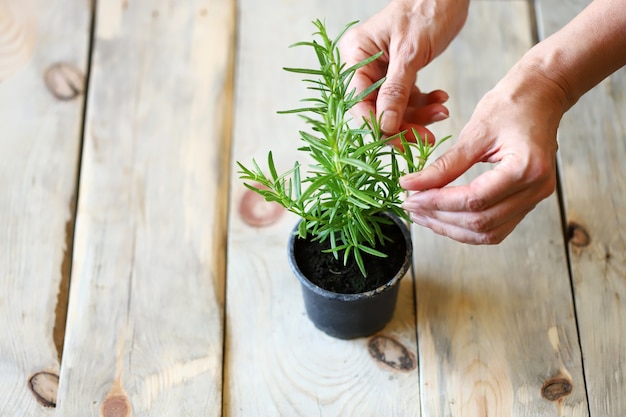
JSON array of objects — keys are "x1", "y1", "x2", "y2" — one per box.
[{"x1": 51, "y1": 0, "x2": 96, "y2": 366}]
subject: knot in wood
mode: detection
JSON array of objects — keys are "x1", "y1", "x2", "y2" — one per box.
[
  {"x1": 28, "y1": 371, "x2": 59, "y2": 407},
  {"x1": 101, "y1": 394, "x2": 132, "y2": 417},
  {"x1": 239, "y1": 185, "x2": 284, "y2": 227},
  {"x1": 567, "y1": 222, "x2": 590, "y2": 247},
  {"x1": 541, "y1": 378, "x2": 573, "y2": 401},
  {"x1": 44, "y1": 62, "x2": 85, "y2": 100},
  {"x1": 367, "y1": 335, "x2": 416, "y2": 372}
]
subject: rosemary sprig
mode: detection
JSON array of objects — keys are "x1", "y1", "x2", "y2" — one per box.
[{"x1": 238, "y1": 19, "x2": 449, "y2": 276}]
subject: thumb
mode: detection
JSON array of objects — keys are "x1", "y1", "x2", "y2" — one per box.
[
  {"x1": 377, "y1": 58, "x2": 417, "y2": 134},
  {"x1": 400, "y1": 141, "x2": 479, "y2": 191}
]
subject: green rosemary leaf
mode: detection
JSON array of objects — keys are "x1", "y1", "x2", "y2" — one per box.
[
  {"x1": 267, "y1": 152, "x2": 278, "y2": 181},
  {"x1": 347, "y1": 186, "x2": 382, "y2": 208},
  {"x1": 297, "y1": 218, "x2": 307, "y2": 238},
  {"x1": 358, "y1": 244, "x2": 387, "y2": 258},
  {"x1": 293, "y1": 162, "x2": 301, "y2": 199},
  {"x1": 338, "y1": 157, "x2": 376, "y2": 173},
  {"x1": 353, "y1": 247, "x2": 366, "y2": 277},
  {"x1": 350, "y1": 140, "x2": 386, "y2": 159},
  {"x1": 342, "y1": 245, "x2": 352, "y2": 266},
  {"x1": 347, "y1": 195, "x2": 370, "y2": 209},
  {"x1": 277, "y1": 107, "x2": 322, "y2": 115},
  {"x1": 350, "y1": 77, "x2": 385, "y2": 107},
  {"x1": 353, "y1": 210, "x2": 375, "y2": 242},
  {"x1": 289, "y1": 41, "x2": 318, "y2": 49},
  {"x1": 342, "y1": 51, "x2": 384, "y2": 77},
  {"x1": 332, "y1": 20, "x2": 359, "y2": 50},
  {"x1": 298, "y1": 174, "x2": 333, "y2": 203},
  {"x1": 282, "y1": 67, "x2": 325, "y2": 76}
]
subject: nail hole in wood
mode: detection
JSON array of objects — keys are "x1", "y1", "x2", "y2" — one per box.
[
  {"x1": 567, "y1": 222, "x2": 590, "y2": 247},
  {"x1": 541, "y1": 377, "x2": 573, "y2": 401},
  {"x1": 368, "y1": 335, "x2": 416, "y2": 372},
  {"x1": 28, "y1": 371, "x2": 59, "y2": 408},
  {"x1": 44, "y1": 62, "x2": 85, "y2": 100}
]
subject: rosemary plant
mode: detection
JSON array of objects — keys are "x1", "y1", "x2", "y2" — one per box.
[{"x1": 238, "y1": 19, "x2": 449, "y2": 277}]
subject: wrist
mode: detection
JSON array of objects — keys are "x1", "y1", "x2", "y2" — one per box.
[
  {"x1": 496, "y1": 50, "x2": 571, "y2": 121},
  {"x1": 507, "y1": 0, "x2": 626, "y2": 113}
]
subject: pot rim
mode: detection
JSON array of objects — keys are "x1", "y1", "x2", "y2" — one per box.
[{"x1": 287, "y1": 212, "x2": 413, "y2": 302}]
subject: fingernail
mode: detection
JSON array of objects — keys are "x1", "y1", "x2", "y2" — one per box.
[
  {"x1": 409, "y1": 212, "x2": 427, "y2": 226},
  {"x1": 399, "y1": 173, "x2": 420, "y2": 188},
  {"x1": 401, "y1": 201, "x2": 417, "y2": 211},
  {"x1": 381, "y1": 110, "x2": 399, "y2": 133},
  {"x1": 431, "y1": 112, "x2": 449, "y2": 122}
]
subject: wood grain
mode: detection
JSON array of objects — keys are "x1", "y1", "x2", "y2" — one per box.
[
  {"x1": 0, "y1": 0, "x2": 36, "y2": 82},
  {"x1": 537, "y1": 0, "x2": 626, "y2": 415},
  {"x1": 414, "y1": 2, "x2": 588, "y2": 416},
  {"x1": 55, "y1": 0, "x2": 235, "y2": 415},
  {"x1": 0, "y1": 0, "x2": 89, "y2": 415},
  {"x1": 225, "y1": 1, "x2": 421, "y2": 416}
]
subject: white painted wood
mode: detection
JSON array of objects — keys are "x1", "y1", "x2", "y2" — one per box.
[
  {"x1": 415, "y1": 2, "x2": 588, "y2": 416},
  {"x1": 0, "y1": 0, "x2": 89, "y2": 414},
  {"x1": 537, "y1": 1, "x2": 626, "y2": 415},
  {"x1": 225, "y1": 1, "x2": 421, "y2": 416},
  {"x1": 55, "y1": 1, "x2": 235, "y2": 416}
]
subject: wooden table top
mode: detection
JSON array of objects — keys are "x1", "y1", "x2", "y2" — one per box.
[{"x1": 1, "y1": 0, "x2": 624, "y2": 416}]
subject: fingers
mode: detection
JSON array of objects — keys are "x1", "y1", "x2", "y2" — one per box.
[
  {"x1": 408, "y1": 207, "x2": 533, "y2": 245},
  {"x1": 407, "y1": 88, "x2": 449, "y2": 107},
  {"x1": 402, "y1": 88, "x2": 449, "y2": 125},
  {"x1": 377, "y1": 56, "x2": 419, "y2": 134},
  {"x1": 403, "y1": 103, "x2": 449, "y2": 125},
  {"x1": 401, "y1": 155, "x2": 557, "y2": 244},
  {"x1": 403, "y1": 183, "x2": 539, "y2": 245},
  {"x1": 400, "y1": 140, "x2": 482, "y2": 191}
]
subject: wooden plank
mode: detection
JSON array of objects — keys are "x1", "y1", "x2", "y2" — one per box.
[
  {"x1": 0, "y1": 0, "x2": 89, "y2": 414},
  {"x1": 537, "y1": 0, "x2": 626, "y2": 415},
  {"x1": 414, "y1": 2, "x2": 589, "y2": 416},
  {"x1": 55, "y1": 1, "x2": 235, "y2": 415},
  {"x1": 225, "y1": 1, "x2": 421, "y2": 415}
]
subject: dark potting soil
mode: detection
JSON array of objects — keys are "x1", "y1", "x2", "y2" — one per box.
[{"x1": 292, "y1": 220, "x2": 407, "y2": 294}]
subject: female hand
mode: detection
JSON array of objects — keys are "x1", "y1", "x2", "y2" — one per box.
[
  {"x1": 400, "y1": 70, "x2": 565, "y2": 244},
  {"x1": 339, "y1": 0, "x2": 469, "y2": 145}
]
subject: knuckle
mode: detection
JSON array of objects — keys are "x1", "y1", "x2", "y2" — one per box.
[
  {"x1": 465, "y1": 193, "x2": 487, "y2": 212},
  {"x1": 477, "y1": 231, "x2": 503, "y2": 245},
  {"x1": 430, "y1": 153, "x2": 454, "y2": 177},
  {"x1": 465, "y1": 214, "x2": 490, "y2": 233},
  {"x1": 526, "y1": 157, "x2": 552, "y2": 182},
  {"x1": 521, "y1": 155, "x2": 557, "y2": 200},
  {"x1": 539, "y1": 170, "x2": 557, "y2": 198},
  {"x1": 380, "y1": 80, "x2": 410, "y2": 103},
  {"x1": 394, "y1": 42, "x2": 419, "y2": 62},
  {"x1": 519, "y1": 143, "x2": 557, "y2": 184}
]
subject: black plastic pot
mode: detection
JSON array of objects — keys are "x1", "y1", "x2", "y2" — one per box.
[{"x1": 287, "y1": 212, "x2": 412, "y2": 339}]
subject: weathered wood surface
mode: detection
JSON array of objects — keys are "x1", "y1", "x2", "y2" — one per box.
[
  {"x1": 414, "y1": 1, "x2": 588, "y2": 416},
  {"x1": 225, "y1": 1, "x2": 422, "y2": 416},
  {"x1": 537, "y1": 1, "x2": 626, "y2": 416},
  {"x1": 2, "y1": 0, "x2": 625, "y2": 415},
  {"x1": 0, "y1": 0, "x2": 89, "y2": 415},
  {"x1": 0, "y1": 0, "x2": 35, "y2": 82},
  {"x1": 55, "y1": 0, "x2": 235, "y2": 415}
]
